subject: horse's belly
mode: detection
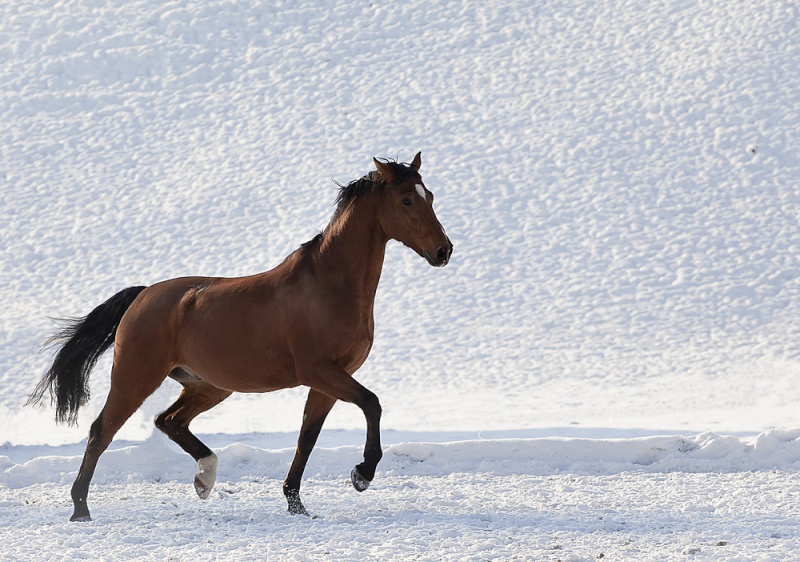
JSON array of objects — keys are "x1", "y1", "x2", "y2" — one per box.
[
  {"x1": 192, "y1": 367, "x2": 300, "y2": 393},
  {"x1": 180, "y1": 345, "x2": 299, "y2": 393}
]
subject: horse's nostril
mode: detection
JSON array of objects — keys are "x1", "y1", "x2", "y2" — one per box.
[{"x1": 436, "y1": 246, "x2": 448, "y2": 264}]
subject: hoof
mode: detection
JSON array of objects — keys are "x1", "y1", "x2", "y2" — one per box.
[
  {"x1": 194, "y1": 475, "x2": 212, "y2": 500},
  {"x1": 288, "y1": 503, "x2": 311, "y2": 517},
  {"x1": 70, "y1": 513, "x2": 92, "y2": 522},
  {"x1": 194, "y1": 453, "x2": 217, "y2": 500},
  {"x1": 351, "y1": 467, "x2": 371, "y2": 492},
  {"x1": 285, "y1": 490, "x2": 310, "y2": 517}
]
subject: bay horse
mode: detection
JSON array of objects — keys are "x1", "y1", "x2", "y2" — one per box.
[{"x1": 29, "y1": 153, "x2": 453, "y2": 521}]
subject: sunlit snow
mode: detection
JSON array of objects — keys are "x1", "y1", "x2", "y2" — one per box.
[{"x1": 2, "y1": 0, "x2": 799, "y2": 560}]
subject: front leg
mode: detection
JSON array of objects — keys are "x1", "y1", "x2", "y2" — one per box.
[
  {"x1": 297, "y1": 362, "x2": 384, "y2": 494},
  {"x1": 283, "y1": 389, "x2": 337, "y2": 516}
]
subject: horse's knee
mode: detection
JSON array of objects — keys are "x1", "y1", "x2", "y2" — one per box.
[
  {"x1": 361, "y1": 390, "x2": 382, "y2": 420},
  {"x1": 154, "y1": 411, "x2": 178, "y2": 435},
  {"x1": 154, "y1": 411, "x2": 168, "y2": 431}
]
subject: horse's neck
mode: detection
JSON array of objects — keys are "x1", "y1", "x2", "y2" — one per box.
[{"x1": 317, "y1": 200, "x2": 388, "y2": 300}]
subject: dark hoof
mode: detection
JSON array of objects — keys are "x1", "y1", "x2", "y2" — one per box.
[
  {"x1": 288, "y1": 504, "x2": 311, "y2": 517},
  {"x1": 70, "y1": 513, "x2": 92, "y2": 522},
  {"x1": 286, "y1": 491, "x2": 310, "y2": 517},
  {"x1": 351, "y1": 467, "x2": 371, "y2": 492}
]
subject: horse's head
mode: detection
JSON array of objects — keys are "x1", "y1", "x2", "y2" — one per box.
[{"x1": 374, "y1": 152, "x2": 453, "y2": 267}]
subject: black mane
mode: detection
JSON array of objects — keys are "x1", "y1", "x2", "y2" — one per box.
[
  {"x1": 334, "y1": 170, "x2": 382, "y2": 213},
  {"x1": 301, "y1": 159, "x2": 418, "y2": 249},
  {"x1": 334, "y1": 159, "x2": 418, "y2": 211}
]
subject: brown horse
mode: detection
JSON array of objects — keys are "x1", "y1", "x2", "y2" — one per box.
[{"x1": 29, "y1": 153, "x2": 453, "y2": 521}]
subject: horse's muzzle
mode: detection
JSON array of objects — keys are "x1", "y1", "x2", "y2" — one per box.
[{"x1": 427, "y1": 238, "x2": 453, "y2": 267}]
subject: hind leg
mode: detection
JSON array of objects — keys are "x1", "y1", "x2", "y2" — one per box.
[
  {"x1": 71, "y1": 372, "x2": 166, "y2": 521},
  {"x1": 155, "y1": 381, "x2": 231, "y2": 499}
]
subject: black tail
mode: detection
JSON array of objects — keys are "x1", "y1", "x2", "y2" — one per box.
[{"x1": 28, "y1": 286, "x2": 148, "y2": 425}]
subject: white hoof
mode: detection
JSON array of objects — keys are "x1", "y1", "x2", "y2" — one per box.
[{"x1": 194, "y1": 453, "x2": 217, "y2": 500}]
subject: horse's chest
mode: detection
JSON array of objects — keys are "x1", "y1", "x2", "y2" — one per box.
[
  {"x1": 333, "y1": 317, "x2": 374, "y2": 374},
  {"x1": 302, "y1": 292, "x2": 375, "y2": 372},
  {"x1": 342, "y1": 338, "x2": 372, "y2": 373}
]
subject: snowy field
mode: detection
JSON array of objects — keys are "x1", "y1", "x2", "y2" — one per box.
[{"x1": 2, "y1": 0, "x2": 799, "y2": 560}]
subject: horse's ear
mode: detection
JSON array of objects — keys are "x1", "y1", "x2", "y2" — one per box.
[
  {"x1": 410, "y1": 152, "x2": 422, "y2": 172},
  {"x1": 373, "y1": 157, "x2": 396, "y2": 182}
]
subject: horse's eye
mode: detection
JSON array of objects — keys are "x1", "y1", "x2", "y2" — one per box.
[{"x1": 401, "y1": 199, "x2": 413, "y2": 207}]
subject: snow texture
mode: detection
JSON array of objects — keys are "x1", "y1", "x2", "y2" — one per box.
[{"x1": 2, "y1": 0, "x2": 800, "y2": 560}]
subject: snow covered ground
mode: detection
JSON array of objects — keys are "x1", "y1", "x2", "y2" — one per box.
[{"x1": 2, "y1": 0, "x2": 799, "y2": 559}]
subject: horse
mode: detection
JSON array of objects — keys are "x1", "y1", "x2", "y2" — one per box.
[{"x1": 28, "y1": 152, "x2": 453, "y2": 522}]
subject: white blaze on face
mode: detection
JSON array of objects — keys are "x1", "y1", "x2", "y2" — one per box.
[{"x1": 415, "y1": 183, "x2": 446, "y2": 236}]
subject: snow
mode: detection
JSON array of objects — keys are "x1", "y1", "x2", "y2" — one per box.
[{"x1": 1, "y1": 0, "x2": 799, "y2": 559}]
